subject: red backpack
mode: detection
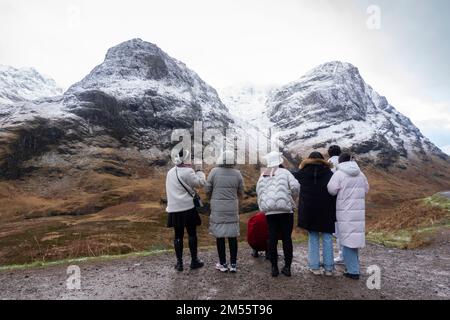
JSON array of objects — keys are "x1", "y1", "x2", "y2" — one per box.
[{"x1": 247, "y1": 212, "x2": 269, "y2": 251}]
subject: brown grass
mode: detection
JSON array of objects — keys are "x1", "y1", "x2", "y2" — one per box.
[{"x1": 0, "y1": 158, "x2": 449, "y2": 266}]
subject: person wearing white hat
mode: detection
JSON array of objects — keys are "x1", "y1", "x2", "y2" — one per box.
[
  {"x1": 166, "y1": 149, "x2": 206, "y2": 272},
  {"x1": 256, "y1": 151, "x2": 300, "y2": 277},
  {"x1": 205, "y1": 150, "x2": 244, "y2": 273}
]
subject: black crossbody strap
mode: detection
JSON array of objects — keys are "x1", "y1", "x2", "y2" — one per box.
[{"x1": 175, "y1": 167, "x2": 195, "y2": 198}]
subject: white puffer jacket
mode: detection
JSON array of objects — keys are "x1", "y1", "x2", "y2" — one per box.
[
  {"x1": 327, "y1": 161, "x2": 369, "y2": 248},
  {"x1": 256, "y1": 168, "x2": 300, "y2": 215}
]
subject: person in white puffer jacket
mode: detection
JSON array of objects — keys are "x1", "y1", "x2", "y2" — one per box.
[
  {"x1": 256, "y1": 151, "x2": 300, "y2": 278},
  {"x1": 327, "y1": 153, "x2": 369, "y2": 280}
]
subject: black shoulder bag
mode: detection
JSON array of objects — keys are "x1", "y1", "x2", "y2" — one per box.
[{"x1": 175, "y1": 168, "x2": 203, "y2": 208}]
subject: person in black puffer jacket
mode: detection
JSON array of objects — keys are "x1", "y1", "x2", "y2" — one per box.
[{"x1": 293, "y1": 151, "x2": 336, "y2": 276}]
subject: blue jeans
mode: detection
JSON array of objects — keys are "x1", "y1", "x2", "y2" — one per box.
[
  {"x1": 342, "y1": 246, "x2": 360, "y2": 275},
  {"x1": 308, "y1": 231, "x2": 334, "y2": 272}
]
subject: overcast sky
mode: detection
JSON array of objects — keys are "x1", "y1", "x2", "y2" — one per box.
[{"x1": 0, "y1": 0, "x2": 449, "y2": 153}]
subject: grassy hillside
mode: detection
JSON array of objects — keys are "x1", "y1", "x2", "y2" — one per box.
[{"x1": 0, "y1": 159, "x2": 449, "y2": 266}]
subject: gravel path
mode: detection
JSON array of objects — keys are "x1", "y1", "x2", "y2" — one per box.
[{"x1": 1, "y1": 241, "x2": 449, "y2": 300}]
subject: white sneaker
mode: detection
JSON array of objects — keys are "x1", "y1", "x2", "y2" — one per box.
[
  {"x1": 324, "y1": 270, "x2": 336, "y2": 277},
  {"x1": 229, "y1": 264, "x2": 237, "y2": 273},
  {"x1": 215, "y1": 263, "x2": 228, "y2": 272},
  {"x1": 334, "y1": 256, "x2": 344, "y2": 265},
  {"x1": 309, "y1": 268, "x2": 323, "y2": 276}
]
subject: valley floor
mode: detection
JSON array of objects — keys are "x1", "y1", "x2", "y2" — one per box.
[{"x1": 0, "y1": 238, "x2": 449, "y2": 300}]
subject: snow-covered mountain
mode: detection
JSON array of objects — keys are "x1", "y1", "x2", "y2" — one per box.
[
  {"x1": 0, "y1": 39, "x2": 233, "y2": 178},
  {"x1": 221, "y1": 62, "x2": 448, "y2": 167},
  {"x1": 0, "y1": 46, "x2": 448, "y2": 179},
  {"x1": 66, "y1": 39, "x2": 232, "y2": 132},
  {"x1": 0, "y1": 65, "x2": 62, "y2": 105}
]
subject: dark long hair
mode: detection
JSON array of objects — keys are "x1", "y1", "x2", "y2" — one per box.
[
  {"x1": 308, "y1": 151, "x2": 324, "y2": 160},
  {"x1": 338, "y1": 153, "x2": 352, "y2": 163},
  {"x1": 328, "y1": 145, "x2": 342, "y2": 157}
]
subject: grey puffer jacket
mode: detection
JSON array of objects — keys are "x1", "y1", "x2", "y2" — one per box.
[
  {"x1": 256, "y1": 167, "x2": 300, "y2": 215},
  {"x1": 205, "y1": 166, "x2": 244, "y2": 238}
]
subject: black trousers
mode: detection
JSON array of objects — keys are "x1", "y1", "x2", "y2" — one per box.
[
  {"x1": 172, "y1": 210, "x2": 199, "y2": 262},
  {"x1": 266, "y1": 213, "x2": 294, "y2": 267},
  {"x1": 216, "y1": 238, "x2": 238, "y2": 265},
  {"x1": 174, "y1": 223, "x2": 197, "y2": 240}
]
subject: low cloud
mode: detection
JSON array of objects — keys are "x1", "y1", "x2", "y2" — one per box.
[{"x1": 440, "y1": 145, "x2": 450, "y2": 155}]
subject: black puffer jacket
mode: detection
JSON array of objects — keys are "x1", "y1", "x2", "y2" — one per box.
[{"x1": 293, "y1": 158, "x2": 336, "y2": 233}]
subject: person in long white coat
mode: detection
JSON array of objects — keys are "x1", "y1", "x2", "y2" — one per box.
[{"x1": 327, "y1": 153, "x2": 369, "y2": 280}]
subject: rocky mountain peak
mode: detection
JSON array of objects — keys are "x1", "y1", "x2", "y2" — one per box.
[
  {"x1": 0, "y1": 39, "x2": 235, "y2": 178},
  {"x1": 220, "y1": 61, "x2": 448, "y2": 167},
  {"x1": 105, "y1": 38, "x2": 162, "y2": 59},
  {"x1": 303, "y1": 61, "x2": 360, "y2": 78},
  {"x1": 63, "y1": 39, "x2": 233, "y2": 137},
  {"x1": 294, "y1": 61, "x2": 365, "y2": 93},
  {"x1": 267, "y1": 61, "x2": 369, "y2": 128},
  {"x1": 66, "y1": 38, "x2": 206, "y2": 94},
  {"x1": 0, "y1": 65, "x2": 62, "y2": 105},
  {"x1": 82, "y1": 38, "x2": 171, "y2": 84}
]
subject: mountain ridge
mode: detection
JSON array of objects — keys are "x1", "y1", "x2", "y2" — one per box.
[
  {"x1": 0, "y1": 39, "x2": 233, "y2": 178},
  {"x1": 0, "y1": 65, "x2": 62, "y2": 105},
  {"x1": 0, "y1": 43, "x2": 448, "y2": 173},
  {"x1": 221, "y1": 61, "x2": 448, "y2": 167}
]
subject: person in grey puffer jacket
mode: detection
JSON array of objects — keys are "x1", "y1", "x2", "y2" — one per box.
[
  {"x1": 256, "y1": 151, "x2": 300, "y2": 277},
  {"x1": 205, "y1": 150, "x2": 244, "y2": 273}
]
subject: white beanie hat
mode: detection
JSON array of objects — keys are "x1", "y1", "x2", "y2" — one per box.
[
  {"x1": 174, "y1": 149, "x2": 190, "y2": 165},
  {"x1": 263, "y1": 151, "x2": 284, "y2": 168}
]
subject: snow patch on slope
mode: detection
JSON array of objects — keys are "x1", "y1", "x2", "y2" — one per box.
[
  {"x1": 0, "y1": 65, "x2": 62, "y2": 105},
  {"x1": 218, "y1": 84, "x2": 276, "y2": 131}
]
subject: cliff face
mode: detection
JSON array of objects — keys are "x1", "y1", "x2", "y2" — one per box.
[{"x1": 0, "y1": 39, "x2": 233, "y2": 178}]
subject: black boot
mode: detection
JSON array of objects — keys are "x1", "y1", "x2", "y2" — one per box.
[
  {"x1": 271, "y1": 264, "x2": 279, "y2": 277},
  {"x1": 174, "y1": 239, "x2": 183, "y2": 272},
  {"x1": 282, "y1": 255, "x2": 292, "y2": 277},
  {"x1": 251, "y1": 249, "x2": 259, "y2": 258},
  {"x1": 189, "y1": 236, "x2": 204, "y2": 269},
  {"x1": 281, "y1": 265, "x2": 291, "y2": 277},
  {"x1": 265, "y1": 240, "x2": 271, "y2": 260},
  {"x1": 344, "y1": 273, "x2": 360, "y2": 280}
]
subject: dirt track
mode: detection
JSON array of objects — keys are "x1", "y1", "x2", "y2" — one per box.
[{"x1": 1, "y1": 238, "x2": 449, "y2": 300}]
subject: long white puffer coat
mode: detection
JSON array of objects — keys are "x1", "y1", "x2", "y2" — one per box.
[
  {"x1": 327, "y1": 161, "x2": 369, "y2": 248},
  {"x1": 256, "y1": 167, "x2": 300, "y2": 215}
]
